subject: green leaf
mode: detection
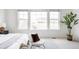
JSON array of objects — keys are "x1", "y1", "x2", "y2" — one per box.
[
  {"x1": 64, "y1": 15, "x2": 70, "y2": 24},
  {"x1": 74, "y1": 19, "x2": 79, "y2": 25},
  {"x1": 60, "y1": 21, "x2": 65, "y2": 23},
  {"x1": 70, "y1": 12, "x2": 73, "y2": 15},
  {"x1": 62, "y1": 12, "x2": 78, "y2": 28}
]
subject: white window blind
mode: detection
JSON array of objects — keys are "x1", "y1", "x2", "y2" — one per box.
[
  {"x1": 49, "y1": 12, "x2": 60, "y2": 30},
  {"x1": 18, "y1": 11, "x2": 28, "y2": 30},
  {"x1": 30, "y1": 12, "x2": 47, "y2": 30},
  {"x1": 17, "y1": 10, "x2": 60, "y2": 30}
]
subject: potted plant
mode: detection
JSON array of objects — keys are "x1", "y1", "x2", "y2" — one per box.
[{"x1": 61, "y1": 12, "x2": 79, "y2": 41}]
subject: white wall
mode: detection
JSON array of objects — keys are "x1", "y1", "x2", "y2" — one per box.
[
  {"x1": 70, "y1": 9, "x2": 79, "y2": 41},
  {"x1": 0, "y1": 9, "x2": 6, "y2": 28},
  {"x1": 0, "y1": 10, "x2": 5, "y2": 22},
  {"x1": 5, "y1": 9, "x2": 17, "y2": 33},
  {"x1": 4, "y1": 9, "x2": 79, "y2": 39},
  {"x1": 60, "y1": 9, "x2": 79, "y2": 41}
]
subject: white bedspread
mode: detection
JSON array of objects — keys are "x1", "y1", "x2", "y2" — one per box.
[{"x1": 0, "y1": 33, "x2": 28, "y2": 49}]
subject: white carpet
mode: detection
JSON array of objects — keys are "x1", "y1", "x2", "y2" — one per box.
[{"x1": 39, "y1": 38, "x2": 79, "y2": 49}]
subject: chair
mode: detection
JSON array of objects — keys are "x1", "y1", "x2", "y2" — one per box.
[{"x1": 29, "y1": 33, "x2": 45, "y2": 49}]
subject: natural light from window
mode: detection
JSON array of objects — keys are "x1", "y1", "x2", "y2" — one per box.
[
  {"x1": 30, "y1": 12, "x2": 47, "y2": 30},
  {"x1": 18, "y1": 10, "x2": 60, "y2": 30},
  {"x1": 49, "y1": 12, "x2": 60, "y2": 30},
  {"x1": 18, "y1": 11, "x2": 28, "y2": 30}
]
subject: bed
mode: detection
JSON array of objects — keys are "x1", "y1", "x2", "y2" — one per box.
[{"x1": 0, "y1": 33, "x2": 28, "y2": 49}]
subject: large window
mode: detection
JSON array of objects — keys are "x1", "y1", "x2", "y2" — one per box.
[
  {"x1": 49, "y1": 12, "x2": 60, "y2": 30},
  {"x1": 18, "y1": 10, "x2": 60, "y2": 30},
  {"x1": 18, "y1": 11, "x2": 28, "y2": 30},
  {"x1": 30, "y1": 12, "x2": 47, "y2": 30}
]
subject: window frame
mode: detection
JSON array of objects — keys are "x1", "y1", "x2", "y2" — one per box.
[
  {"x1": 17, "y1": 9, "x2": 60, "y2": 30},
  {"x1": 49, "y1": 11, "x2": 60, "y2": 30},
  {"x1": 30, "y1": 11, "x2": 48, "y2": 30}
]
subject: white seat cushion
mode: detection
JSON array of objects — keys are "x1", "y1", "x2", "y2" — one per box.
[{"x1": 32, "y1": 40, "x2": 45, "y2": 45}]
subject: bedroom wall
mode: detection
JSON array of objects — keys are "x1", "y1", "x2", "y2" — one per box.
[
  {"x1": 5, "y1": 9, "x2": 76, "y2": 38},
  {"x1": 0, "y1": 9, "x2": 78, "y2": 40},
  {"x1": 0, "y1": 10, "x2": 5, "y2": 22},
  {"x1": 59, "y1": 9, "x2": 79, "y2": 41},
  {"x1": 5, "y1": 9, "x2": 17, "y2": 33},
  {"x1": 0, "y1": 9, "x2": 6, "y2": 28},
  {"x1": 70, "y1": 9, "x2": 79, "y2": 41}
]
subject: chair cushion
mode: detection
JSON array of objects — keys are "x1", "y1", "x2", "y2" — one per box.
[
  {"x1": 31, "y1": 34, "x2": 40, "y2": 42},
  {"x1": 32, "y1": 40, "x2": 44, "y2": 45}
]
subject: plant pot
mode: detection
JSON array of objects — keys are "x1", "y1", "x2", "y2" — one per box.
[{"x1": 67, "y1": 35, "x2": 72, "y2": 41}]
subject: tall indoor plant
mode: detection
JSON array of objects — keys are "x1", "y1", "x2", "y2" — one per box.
[{"x1": 61, "y1": 12, "x2": 79, "y2": 41}]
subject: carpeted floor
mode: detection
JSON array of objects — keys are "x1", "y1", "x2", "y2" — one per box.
[{"x1": 30, "y1": 38, "x2": 79, "y2": 49}]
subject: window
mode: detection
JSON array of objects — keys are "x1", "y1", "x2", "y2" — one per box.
[
  {"x1": 18, "y1": 10, "x2": 60, "y2": 30},
  {"x1": 18, "y1": 11, "x2": 28, "y2": 30},
  {"x1": 30, "y1": 12, "x2": 47, "y2": 30},
  {"x1": 49, "y1": 12, "x2": 60, "y2": 30}
]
